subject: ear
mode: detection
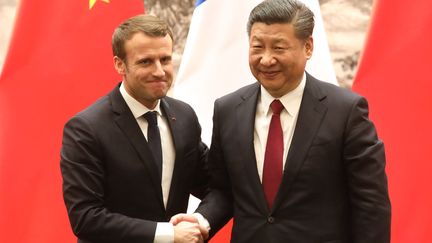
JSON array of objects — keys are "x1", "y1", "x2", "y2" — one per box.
[
  {"x1": 304, "y1": 36, "x2": 314, "y2": 59},
  {"x1": 113, "y1": 56, "x2": 126, "y2": 76}
]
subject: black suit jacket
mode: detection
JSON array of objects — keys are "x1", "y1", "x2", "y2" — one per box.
[
  {"x1": 60, "y1": 84, "x2": 208, "y2": 243},
  {"x1": 197, "y1": 73, "x2": 391, "y2": 243}
]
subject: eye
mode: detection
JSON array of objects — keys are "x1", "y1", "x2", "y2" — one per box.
[
  {"x1": 137, "y1": 58, "x2": 152, "y2": 66},
  {"x1": 250, "y1": 40, "x2": 263, "y2": 49},
  {"x1": 160, "y1": 56, "x2": 172, "y2": 65}
]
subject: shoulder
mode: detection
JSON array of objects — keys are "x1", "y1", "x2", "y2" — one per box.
[
  {"x1": 306, "y1": 74, "x2": 364, "y2": 105},
  {"x1": 66, "y1": 86, "x2": 118, "y2": 128},
  {"x1": 62, "y1": 95, "x2": 110, "y2": 135},
  {"x1": 75, "y1": 94, "x2": 112, "y2": 121},
  {"x1": 216, "y1": 82, "x2": 259, "y2": 106},
  {"x1": 162, "y1": 96, "x2": 202, "y2": 132},
  {"x1": 162, "y1": 96, "x2": 195, "y2": 113}
]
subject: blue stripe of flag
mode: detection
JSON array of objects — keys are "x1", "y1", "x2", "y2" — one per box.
[{"x1": 195, "y1": 0, "x2": 206, "y2": 7}]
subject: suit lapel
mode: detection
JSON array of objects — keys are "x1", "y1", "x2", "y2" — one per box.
[
  {"x1": 274, "y1": 75, "x2": 327, "y2": 208},
  {"x1": 160, "y1": 98, "x2": 182, "y2": 212},
  {"x1": 110, "y1": 86, "x2": 165, "y2": 209},
  {"x1": 236, "y1": 83, "x2": 269, "y2": 213}
]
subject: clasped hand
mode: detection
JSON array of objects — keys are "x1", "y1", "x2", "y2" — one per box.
[{"x1": 170, "y1": 213, "x2": 209, "y2": 243}]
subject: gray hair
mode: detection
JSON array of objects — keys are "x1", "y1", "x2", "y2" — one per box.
[
  {"x1": 247, "y1": 0, "x2": 314, "y2": 41},
  {"x1": 112, "y1": 14, "x2": 173, "y2": 61}
]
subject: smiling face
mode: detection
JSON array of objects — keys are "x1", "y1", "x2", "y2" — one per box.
[
  {"x1": 249, "y1": 22, "x2": 313, "y2": 98},
  {"x1": 114, "y1": 32, "x2": 173, "y2": 109}
]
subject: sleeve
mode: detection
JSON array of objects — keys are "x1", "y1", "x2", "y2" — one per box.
[
  {"x1": 195, "y1": 99, "x2": 233, "y2": 238},
  {"x1": 343, "y1": 96, "x2": 391, "y2": 243},
  {"x1": 154, "y1": 223, "x2": 174, "y2": 243},
  {"x1": 187, "y1": 104, "x2": 210, "y2": 200},
  {"x1": 189, "y1": 140, "x2": 210, "y2": 200},
  {"x1": 60, "y1": 115, "x2": 156, "y2": 243}
]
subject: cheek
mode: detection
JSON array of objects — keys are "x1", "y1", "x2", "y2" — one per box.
[
  {"x1": 162, "y1": 63, "x2": 174, "y2": 74},
  {"x1": 278, "y1": 56, "x2": 296, "y2": 67},
  {"x1": 249, "y1": 53, "x2": 260, "y2": 62},
  {"x1": 248, "y1": 56, "x2": 260, "y2": 69},
  {"x1": 165, "y1": 67, "x2": 174, "y2": 77}
]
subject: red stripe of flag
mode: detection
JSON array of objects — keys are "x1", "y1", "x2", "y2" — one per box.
[
  {"x1": 0, "y1": 1, "x2": 144, "y2": 242},
  {"x1": 353, "y1": 0, "x2": 432, "y2": 242}
]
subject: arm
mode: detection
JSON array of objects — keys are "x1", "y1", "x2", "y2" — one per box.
[
  {"x1": 60, "y1": 115, "x2": 156, "y2": 243},
  {"x1": 189, "y1": 140, "x2": 209, "y2": 200},
  {"x1": 344, "y1": 96, "x2": 391, "y2": 242},
  {"x1": 195, "y1": 100, "x2": 233, "y2": 238}
]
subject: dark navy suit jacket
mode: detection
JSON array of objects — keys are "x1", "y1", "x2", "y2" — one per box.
[
  {"x1": 197, "y1": 73, "x2": 391, "y2": 243},
  {"x1": 61, "y1": 84, "x2": 208, "y2": 243}
]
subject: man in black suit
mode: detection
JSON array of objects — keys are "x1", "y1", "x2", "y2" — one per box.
[
  {"x1": 172, "y1": 0, "x2": 391, "y2": 242},
  {"x1": 60, "y1": 15, "x2": 208, "y2": 243}
]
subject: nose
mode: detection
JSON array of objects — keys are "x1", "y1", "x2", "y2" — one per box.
[
  {"x1": 152, "y1": 61, "x2": 165, "y2": 77},
  {"x1": 260, "y1": 51, "x2": 276, "y2": 66}
]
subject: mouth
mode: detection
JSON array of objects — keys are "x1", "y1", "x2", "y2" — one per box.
[
  {"x1": 147, "y1": 80, "x2": 169, "y2": 88},
  {"x1": 260, "y1": 70, "x2": 280, "y2": 78},
  {"x1": 146, "y1": 80, "x2": 168, "y2": 89},
  {"x1": 149, "y1": 79, "x2": 167, "y2": 83}
]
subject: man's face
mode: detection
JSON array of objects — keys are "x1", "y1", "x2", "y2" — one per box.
[
  {"x1": 249, "y1": 22, "x2": 313, "y2": 98},
  {"x1": 114, "y1": 32, "x2": 173, "y2": 109}
]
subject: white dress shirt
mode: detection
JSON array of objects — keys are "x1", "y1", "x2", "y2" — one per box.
[
  {"x1": 254, "y1": 73, "x2": 306, "y2": 182},
  {"x1": 120, "y1": 83, "x2": 175, "y2": 243}
]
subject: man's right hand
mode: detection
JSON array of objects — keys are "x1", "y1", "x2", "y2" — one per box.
[
  {"x1": 170, "y1": 213, "x2": 210, "y2": 240},
  {"x1": 173, "y1": 221, "x2": 204, "y2": 243}
]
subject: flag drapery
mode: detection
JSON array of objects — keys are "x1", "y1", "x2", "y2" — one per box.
[
  {"x1": 174, "y1": 0, "x2": 336, "y2": 242},
  {"x1": 353, "y1": 0, "x2": 432, "y2": 242},
  {"x1": 0, "y1": 1, "x2": 144, "y2": 242}
]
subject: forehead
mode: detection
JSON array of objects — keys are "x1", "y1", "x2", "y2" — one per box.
[
  {"x1": 124, "y1": 32, "x2": 173, "y2": 53},
  {"x1": 250, "y1": 22, "x2": 296, "y2": 40}
]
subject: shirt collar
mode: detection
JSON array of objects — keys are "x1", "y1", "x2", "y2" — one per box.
[
  {"x1": 119, "y1": 82, "x2": 162, "y2": 119},
  {"x1": 260, "y1": 72, "x2": 306, "y2": 117}
]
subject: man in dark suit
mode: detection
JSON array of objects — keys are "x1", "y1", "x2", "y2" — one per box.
[
  {"x1": 60, "y1": 15, "x2": 208, "y2": 243},
  {"x1": 171, "y1": 0, "x2": 391, "y2": 242}
]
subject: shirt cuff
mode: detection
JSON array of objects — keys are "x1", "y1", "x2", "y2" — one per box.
[
  {"x1": 193, "y1": 213, "x2": 211, "y2": 231},
  {"x1": 154, "y1": 222, "x2": 174, "y2": 243}
]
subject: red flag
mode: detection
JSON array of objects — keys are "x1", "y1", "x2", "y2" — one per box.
[
  {"x1": 0, "y1": 1, "x2": 143, "y2": 242},
  {"x1": 353, "y1": 0, "x2": 432, "y2": 242}
]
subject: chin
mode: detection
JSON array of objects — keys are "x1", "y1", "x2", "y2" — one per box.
[
  {"x1": 261, "y1": 79, "x2": 284, "y2": 88},
  {"x1": 154, "y1": 90, "x2": 169, "y2": 98}
]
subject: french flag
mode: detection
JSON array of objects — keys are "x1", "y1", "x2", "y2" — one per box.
[{"x1": 174, "y1": 1, "x2": 337, "y2": 242}]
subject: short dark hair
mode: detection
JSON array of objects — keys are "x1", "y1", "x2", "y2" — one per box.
[
  {"x1": 247, "y1": 0, "x2": 314, "y2": 41},
  {"x1": 112, "y1": 14, "x2": 174, "y2": 61}
]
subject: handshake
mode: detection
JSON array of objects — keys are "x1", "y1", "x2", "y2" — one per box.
[{"x1": 170, "y1": 213, "x2": 210, "y2": 243}]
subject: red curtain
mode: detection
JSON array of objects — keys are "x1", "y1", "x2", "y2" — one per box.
[
  {"x1": 353, "y1": 0, "x2": 432, "y2": 242},
  {"x1": 0, "y1": 1, "x2": 144, "y2": 242}
]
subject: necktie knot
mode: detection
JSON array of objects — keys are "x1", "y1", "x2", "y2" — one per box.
[
  {"x1": 143, "y1": 111, "x2": 158, "y2": 127},
  {"x1": 270, "y1": 100, "x2": 284, "y2": 115}
]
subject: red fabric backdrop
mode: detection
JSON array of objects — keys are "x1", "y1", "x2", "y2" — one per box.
[
  {"x1": 0, "y1": 1, "x2": 144, "y2": 242},
  {"x1": 353, "y1": 0, "x2": 432, "y2": 242}
]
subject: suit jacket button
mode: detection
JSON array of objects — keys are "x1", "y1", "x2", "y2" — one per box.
[{"x1": 267, "y1": 216, "x2": 275, "y2": 224}]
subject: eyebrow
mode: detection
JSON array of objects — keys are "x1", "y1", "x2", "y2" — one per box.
[
  {"x1": 251, "y1": 35, "x2": 289, "y2": 45},
  {"x1": 134, "y1": 57, "x2": 151, "y2": 64}
]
